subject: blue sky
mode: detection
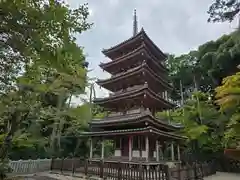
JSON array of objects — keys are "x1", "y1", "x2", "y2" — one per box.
[{"x1": 66, "y1": 0, "x2": 237, "y2": 105}]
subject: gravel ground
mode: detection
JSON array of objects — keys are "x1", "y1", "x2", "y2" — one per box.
[
  {"x1": 7, "y1": 176, "x2": 57, "y2": 180},
  {"x1": 204, "y1": 172, "x2": 240, "y2": 180},
  {"x1": 9, "y1": 171, "x2": 240, "y2": 180},
  {"x1": 10, "y1": 173, "x2": 86, "y2": 180},
  {"x1": 23, "y1": 176, "x2": 57, "y2": 180}
]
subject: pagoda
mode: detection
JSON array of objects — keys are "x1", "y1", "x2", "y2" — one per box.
[{"x1": 84, "y1": 10, "x2": 185, "y2": 163}]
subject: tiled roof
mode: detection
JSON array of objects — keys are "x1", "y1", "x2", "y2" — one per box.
[
  {"x1": 102, "y1": 30, "x2": 143, "y2": 54},
  {"x1": 94, "y1": 83, "x2": 175, "y2": 109},
  {"x1": 102, "y1": 28, "x2": 166, "y2": 60},
  {"x1": 97, "y1": 62, "x2": 172, "y2": 90},
  {"x1": 81, "y1": 126, "x2": 186, "y2": 140},
  {"x1": 90, "y1": 110, "x2": 183, "y2": 130},
  {"x1": 100, "y1": 45, "x2": 167, "y2": 73}
]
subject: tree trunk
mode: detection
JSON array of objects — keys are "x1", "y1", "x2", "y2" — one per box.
[
  {"x1": 0, "y1": 112, "x2": 19, "y2": 161},
  {"x1": 0, "y1": 133, "x2": 13, "y2": 161},
  {"x1": 0, "y1": 112, "x2": 21, "y2": 180}
]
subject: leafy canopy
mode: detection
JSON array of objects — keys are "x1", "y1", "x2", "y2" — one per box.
[
  {"x1": 215, "y1": 72, "x2": 240, "y2": 147},
  {"x1": 167, "y1": 31, "x2": 240, "y2": 100},
  {"x1": 208, "y1": 0, "x2": 240, "y2": 22},
  {"x1": 0, "y1": 0, "x2": 92, "y2": 162},
  {"x1": 158, "y1": 92, "x2": 226, "y2": 152}
]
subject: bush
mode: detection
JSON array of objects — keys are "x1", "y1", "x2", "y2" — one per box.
[{"x1": 0, "y1": 159, "x2": 12, "y2": 179}]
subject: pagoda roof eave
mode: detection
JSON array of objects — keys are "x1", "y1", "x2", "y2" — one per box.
[
  {"x1": 100, "y1": 45, "x2": 168, "y2": 73},
  {"x1": 90, "y1": 111, "x2": 183, "y2": 131},
  {"x1": 102, "y1": 30, "x2": 143, "y2": 55},
  {"x1": 93, "y1": 85, "x2": 175, "y2": 109},
  {"x1": 102, "y1": 29, "x2": 166, "y2": 60},
  {"x1": 97, "y1": 63, "x2": 173, "y2": 91},
  {"x1": 80, "y1": 126, "x2": 186, "y2": 140},
  {"x1": 141, "y1": 29, "x2": 167, "y2": 60}
]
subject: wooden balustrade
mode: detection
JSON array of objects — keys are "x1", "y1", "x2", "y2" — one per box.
[
  {"x1": 51, "y1": 158, "x2": 170, "y2": 180},
  {"x1": 6, "y1": 157, "x2": 239, "y2": 178},
  {"x1": 170, "y1": 162, "x2": 216, "y2": 180},
  {"x1": 8, "y1": 159, "x2": 51, "y2": 175},
  {"x1": 107, "y1": 107, "x2": 144, "y2": 117},
  {"x1": 50, "y1": 158, "x2": 218, "y2": 180}
]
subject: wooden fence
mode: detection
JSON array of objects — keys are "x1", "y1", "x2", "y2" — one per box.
[
  {"x1": 7, "y1": 157, "x2": 239, "y2": 178},
  {"x1": 50, "y1": 158, "x2": 216, "y2": 180},
  {"x1": 217, "y1": 156, "x2": 240, "y2": 173},
  {"x1": 51, "y1": 158, "x2": 170, "y2": 180},
  {"x1": 170, "y1": 162, "x2": 216, "y2": 180},
  {"x1": 9, "y1": 159, "x2": 51, "y2": 175}
]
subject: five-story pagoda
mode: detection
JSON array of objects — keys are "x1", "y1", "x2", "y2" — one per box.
[{"x1": 83, "y1": 10, "x2": 185, "y2": 163}]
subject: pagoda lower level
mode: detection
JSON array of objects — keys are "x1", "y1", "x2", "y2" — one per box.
[
  {"x1": 85, "y1": 108, "x2": 185, "y2": 163},
  {"x1": 82, "y1": 10, "x2": 186, "y2": 164}
]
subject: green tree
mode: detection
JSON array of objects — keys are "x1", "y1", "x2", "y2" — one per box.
[
  {"x1": 167, "y1": 31, "x2": 240, "y2": 100},
  {"x1": 158, "y1": 92, "x2": 226, "y2": 154},
  {"x1": 166, "y1": 53, "x2": 198, "y2": 100},
  {"x1": 208, "y1": 0, "x2": 240, "y2": 22},
  {"x1": 215, "y1": 72, "x2": 240, "y2": 147},
  {"x1": 0, "y1": 0, "x2": 92, "y2": 167}
]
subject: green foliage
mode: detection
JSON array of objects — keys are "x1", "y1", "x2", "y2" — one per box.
[
  {"x1": 165, "y1": 22, "x2": 240, "y2": 157},
  {"x1": 1, "y1": 0, "x2": 239, "y2": 167},
  {"x1": 159, "y1": 92, "x2": 226, "y2": 152},
  {"x1": 167, "y1": 31, "x2": 240, "y2": 100},
  {"x1": 215, "y1": 72, "x2": 240, "y2": 147},
  {"x1": 0, "y1": 0, "x2": 92, "y2": 166},
  {"x1": 0, "y1": 159, "x2": 11, "y2": 179},
  {"x1": 208, "y1": 0, "x2": 240, "y2": 22}
]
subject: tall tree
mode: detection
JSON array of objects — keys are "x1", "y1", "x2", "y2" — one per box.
[
  {"x1": 215, "y1": 72, "x2": 240, "y2": 147},
  {"x1": 158, "y1": 92, "x2": 226, "y2": 157},
  {"x1": 208, "y1": 0, "x2": 240, "y2": 22},
  {"x1": 167, "y1": 31, "x2": 240, "y2": 100},
  {"x1": 0, "y1": 0, "x2": 92, "y2": 168}
]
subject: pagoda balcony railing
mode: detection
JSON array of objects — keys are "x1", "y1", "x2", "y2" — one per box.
[
  {"x1": 107, "y1": 108, "x2": 145, "y2": 117},
  {"x1": 108, "y1": 112, "x2": 123, "y2": 117},
  {"x1": 101, "y1": 45, "x2": 168, "y2": 78},
  {"x1": 109, "y1": 59, "x2": 168, "y2": 81},
  {"x1": 100, "y1": 45, "x2": 144, "y2": 70},
  {"x1": 109, "y1": 85, "x2": 181, "y2": 107},
  {"x1": 103, "y1": 42, "x2": 143, "y2": 60},
  {"x1": 126, "y1": 108, "x2": 142, "y2": 114},
  {"x1": 109, "y1": 84, "x2": 143, "y2": 96},
  {"x1": 115, "y1": 42, "x2": 143, "y2": 59},
  {"x1": 104, "y1": 45, "x2": 144, "y2": 64},
  {"x1": 105, "y1": 62, "x2": 170, "y2": 89},
  {"x1": 110, "y1": 65, "x2": 141, "y2": 78}
]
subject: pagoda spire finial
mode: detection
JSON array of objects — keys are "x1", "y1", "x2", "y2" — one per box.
[{"x1": 133, "y1": 9, "x2": 138, "y2": 36}]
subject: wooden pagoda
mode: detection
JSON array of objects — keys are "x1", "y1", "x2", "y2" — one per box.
[{"x1": 83, "y1": 10, "x2": 185, "y2": 164}]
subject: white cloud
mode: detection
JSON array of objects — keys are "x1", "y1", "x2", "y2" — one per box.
[{"x1": 109, "y1": 0, "x2": 119, "y2": 7}]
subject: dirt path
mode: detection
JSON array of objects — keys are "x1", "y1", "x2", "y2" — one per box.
[{"x1": 204, "y1": 172, "x2": 240, "y2": 180}]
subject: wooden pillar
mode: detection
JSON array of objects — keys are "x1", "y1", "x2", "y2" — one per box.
[
  {"x1": 177, "y1": 144, "x2": 181, "y2": 161},
  {"x1": 89, "y1": 138, "x2": 93, "y2": 159},
  {"x1": 139, "y1": 136, "x2": 142, "y2": 158},
  {"x1": 159, "y1": 144, "x2": 164, "y2": 160},
  {"x1": 171, "y1": 142, "x2": 175, "y2": 161},
  {"x1": 162, "y1": 141, "x2": 166, "y2": 160},
  {"x1": 156, "y1": 140, "x2": 159, "y2": 161},
  {"x1": 101, "y1": 138, "x2": 104, "y2": 160},
  {"x1": 146, "y1": 135, "x2": 149, "y2": 162},
  {"x1": 129, "y1": 136, "x2": 132, "y2": 161}
]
